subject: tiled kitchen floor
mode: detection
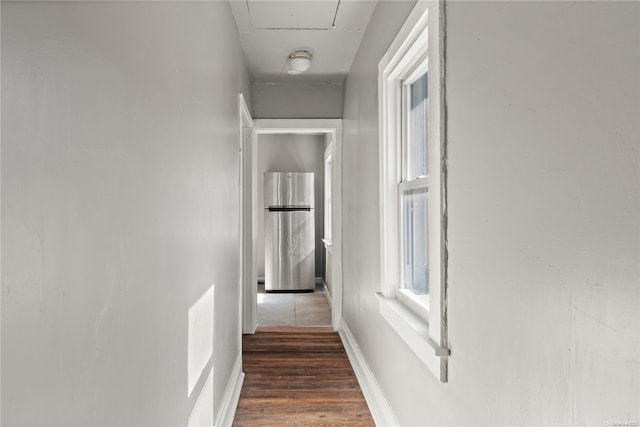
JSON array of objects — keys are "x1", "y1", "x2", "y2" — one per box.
[{"x1": 257, "y1": 284, "x2": 332, "y2": 327}]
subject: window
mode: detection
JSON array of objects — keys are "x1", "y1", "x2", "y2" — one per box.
[
  {"x1": 377, "y1": 1, "x2": 449, "y2": 382},
  {"x1": 399, "y1": 72, "x2": 430, "y2": 319}
]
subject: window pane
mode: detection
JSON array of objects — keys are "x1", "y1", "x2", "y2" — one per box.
[
  {"x1": 407, "y1": 72, "x2": 428, "y2": 180},
  {"x1": 403, "y1": 188, "x2": 428, "y2": 296}
]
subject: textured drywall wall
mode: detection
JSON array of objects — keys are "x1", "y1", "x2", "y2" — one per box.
[
  {"x1": 257, "y1": 134, "x2": 325, "y2": 279},
  {"x1": 445, "y1": 1, "x2": 639, "y2": 424},
  {"x1": 253, "y1": 82, "x2": 342, "y2": 118},
  {"x1": 341, "y1": 2, "x2": 425, "y2": 425},
  {"x1": 342, "y1": 0, "x2": 639, "y2": 425},
  {"x1": 1, "y1": 2, "x2": 251, "y2": 425}
]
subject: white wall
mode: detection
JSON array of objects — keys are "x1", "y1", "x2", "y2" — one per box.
[
  {"x1": 253, "y1": 82, "x2": 343, "y2": 119},
  {"x1": 1, "y1": 2, "x2": 251, "y2": 426},
  {"x1": 341, "y1": 1, "x2": 421, "y2": 424},
  {"x1": 342, "y1": 1, "x2": 639, "y2": 426},
  {"x1": 257, "y1": 134, "x2": 325, "y2": 279}
]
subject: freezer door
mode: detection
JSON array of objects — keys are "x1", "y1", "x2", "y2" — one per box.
[
  {"x1": 264, "y1": 172, "x2": 314, "y2": 208},
  {"x1": 265, "y1": 210, "x2": 315, "y2": 291}
]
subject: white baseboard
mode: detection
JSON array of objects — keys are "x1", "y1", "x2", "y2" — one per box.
[
  {"x1": 321, "y1": 278, "x2": 332, "y2": 306},
  {"x1": 339, "y1": 320, "x2": 399, "y2": 427},
  {"x1": 215, "y1": 355, "x2": 245, "y2": 427}
]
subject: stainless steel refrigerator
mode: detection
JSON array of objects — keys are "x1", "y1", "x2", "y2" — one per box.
[{"x1": 264, "y1": 172, "x2": 315, "y2": 292}]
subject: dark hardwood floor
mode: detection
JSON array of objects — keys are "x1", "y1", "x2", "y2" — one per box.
[{"x1": 233, "y1": 327, "x2": 375, "y2": 426}]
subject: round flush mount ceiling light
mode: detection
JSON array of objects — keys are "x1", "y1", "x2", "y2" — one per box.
[{"x1": 287, "y1": 50, "x2": 312, "y2": 75}]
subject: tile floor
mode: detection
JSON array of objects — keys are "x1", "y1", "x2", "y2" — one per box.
[{"x1": 257, "y1": 284, "x2": 332, "y2": 327}]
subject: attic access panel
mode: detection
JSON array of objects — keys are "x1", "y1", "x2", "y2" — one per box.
[{"x1": 248, "y1": 0, "x2": 339, "y2": 29}]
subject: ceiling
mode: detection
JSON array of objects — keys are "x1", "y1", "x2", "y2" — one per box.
[{"x1": 230, "y1": 0, "x2": 379, "y2": 83}]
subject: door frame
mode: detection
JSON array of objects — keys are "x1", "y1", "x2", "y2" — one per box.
[
  {"x1": 323, "y1": 136, "x2": 337, "y2": 324},
  {"x1": 243, "y1": 118, "x2": 343, "y2": 333},
  {"x1": 238, "y1": 94, "x2": 254, "y2": 334}
]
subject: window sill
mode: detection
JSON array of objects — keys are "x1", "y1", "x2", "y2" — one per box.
[
  {"x1": 396, "y1": 289, "x2": 430, "y2": 319},
  {"x1": 376, "y1": 292, "x2": 449, "y2": 382}
]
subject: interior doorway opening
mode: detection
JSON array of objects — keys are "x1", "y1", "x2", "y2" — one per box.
[{"x1": 242, "y1": 119, "x2": 343, "y2": 334}]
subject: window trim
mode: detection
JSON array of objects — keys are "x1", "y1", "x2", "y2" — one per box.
[
  {"x1": 378, "y1": 0, "x2": 449, "y2": 382},
  {"x1": 397, "y1": 288, "x2": 430, "y2": 319}
]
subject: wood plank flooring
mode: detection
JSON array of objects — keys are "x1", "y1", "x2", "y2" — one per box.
[{"x1": 233, "y1": 327, "x2": 375, "y2": 426}]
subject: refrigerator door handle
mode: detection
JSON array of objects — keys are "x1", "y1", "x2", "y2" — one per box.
[{"x1": 267, "y1": 206, "x2": 311, "y2": 212}]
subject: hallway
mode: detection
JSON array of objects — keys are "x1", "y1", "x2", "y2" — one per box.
[
  {"x1": 2, "y1": 1, "x2": 638, "y2": 426},
  {"x1": 234, "y1": 328, "x2": 374, "y2": 426}
]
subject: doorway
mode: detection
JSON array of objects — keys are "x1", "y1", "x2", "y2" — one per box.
[{"x1": 242, "y1": 119, "x2": 343, "y2": 333}]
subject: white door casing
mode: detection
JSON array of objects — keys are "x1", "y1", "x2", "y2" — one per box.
[
  {"x1": 245, "y1": 119, "x2": 343, "y2": 332},
  {"x1": 238, "y1": 94, "x2": 255, "y2": 335}
]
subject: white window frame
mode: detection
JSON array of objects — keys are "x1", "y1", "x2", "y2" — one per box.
[
  {"x1": 398, "y1": 71, "x2": 430, "y2": 321},
  {"x1": 377, "y1": 0, "x2": 449, "y2": 382}
]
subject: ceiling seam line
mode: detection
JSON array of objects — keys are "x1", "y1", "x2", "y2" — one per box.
[
  {"x1": 332, "y1": 0, "x2": 341, "y2": 28},
  {"x1": 256, "y1": 27, "x2": 331, "y2": 31},
  {"x1": 245, "y1": 0, "x2": 252, "y2": 27}
]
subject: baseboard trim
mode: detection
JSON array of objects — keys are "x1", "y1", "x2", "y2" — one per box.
[
  {"x1": 339, "y1": 320, "x2": 399, "y2": 427},
  {"x1": 321, "y1": 278, "x2": 332, "y2": 307},
  {"x1": 215, "y1": 355, "x2": 244, "y2": 427}
]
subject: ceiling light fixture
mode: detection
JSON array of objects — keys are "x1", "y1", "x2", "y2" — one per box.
[{"x1": 287, "y1": 50, "x2": 312, "y2": 75}]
